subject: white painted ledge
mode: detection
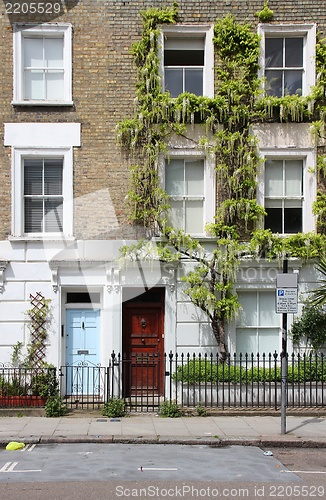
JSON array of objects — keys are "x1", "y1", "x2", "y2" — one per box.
[{"x1": 4, "y1": 122, "x2": 81, "y2": 147}]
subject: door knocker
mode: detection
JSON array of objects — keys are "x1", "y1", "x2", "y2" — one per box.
[{"x1": 141, "y1": 318, "x2": 147, "y2": 329}]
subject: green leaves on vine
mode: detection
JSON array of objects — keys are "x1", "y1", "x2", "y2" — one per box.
[
  {"x1": 116, "y1": 5, "x2": 326, "y2": 355},
  {"x1": 255, "y1": 2, "x2": 274, "y2": 23}
]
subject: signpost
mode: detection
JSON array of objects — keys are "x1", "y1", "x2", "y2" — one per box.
[{"x1": 276, "y1": 265, "x2": 298, "y2": 435}]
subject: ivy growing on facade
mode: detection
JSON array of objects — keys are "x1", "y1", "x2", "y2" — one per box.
[{"x1": 117, "y1": 3, "x2": 326, "y2": 358}]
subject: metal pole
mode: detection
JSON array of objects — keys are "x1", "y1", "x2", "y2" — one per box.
[{"x1": 281, "y1": 259, "x2": 288, "y2": 435}]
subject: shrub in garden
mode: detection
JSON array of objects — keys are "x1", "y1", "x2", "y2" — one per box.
[
  {"x1": 196, "y1": 402, "x2": 208, "y2": 416},
  {"x1": 101, "y1": 397, "x2": 125, "y2": 418},
  {"x1": 173, "y1": 357, "x2": 326, "y2": 384},
  {"x1": 159, "y1": 399, "x2": 182, "y2": 418},
  {"x1": 45, "y1": 394, "x2": 67, "y2": 417},
  {"x1": 290, "y1": 299, "x2": 326, "y2": 351}
]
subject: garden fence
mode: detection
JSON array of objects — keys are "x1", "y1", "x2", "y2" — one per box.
[
  {"x1": 0, "y1": 365, "x2": 57, "y2": 408},
  {"x1": 1, "y1": 352, "x2": 325, "y2": 411}
]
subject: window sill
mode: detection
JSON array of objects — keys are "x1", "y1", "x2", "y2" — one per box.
[
  {"x1": 264, "y1": 232, "x2": 305, "y2": 237},
  {"x1": 12, "y1": 100, "x2": 74, "y2": 107},
  {"x1": 8, "y1": 235, "x2": 76, "y2": 242},
  {"x1": 152, "y1": 234, "x2": 216, "y2": 243}
]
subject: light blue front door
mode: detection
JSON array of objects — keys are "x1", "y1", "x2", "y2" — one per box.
[{"x1": 65, "y1": 309, "x2": 101, "y2": 395}]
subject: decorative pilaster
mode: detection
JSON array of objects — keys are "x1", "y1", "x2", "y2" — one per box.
[
  {"x1": 51, "y1": 267, "x2": 59, "y2": 293},
  {"x1": 0, "y1": 261, "x2": 8, "y2": 293},
  {"x1": 162, "y1": 265, "x2": 176, "y2": 292},
  {"x1": 106, "y1": 267, "x2": 120, "y2": 293}
]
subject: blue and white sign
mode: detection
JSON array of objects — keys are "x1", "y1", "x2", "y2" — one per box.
[{"x1": 276, "y1": 288, "x2": 298, "y2": 313}]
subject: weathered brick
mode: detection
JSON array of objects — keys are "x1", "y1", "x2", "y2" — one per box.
[{"x1": 0, "y1": 0, "x2": 325, "y2": 240}]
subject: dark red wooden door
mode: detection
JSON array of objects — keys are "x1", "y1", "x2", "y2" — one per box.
[{"x1": 123, "y1": 300, "x2": 164, "y2": 395}]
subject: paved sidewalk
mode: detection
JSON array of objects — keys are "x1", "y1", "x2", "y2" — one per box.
[{"x1": 0, "y1": 414, "x2": 325, "y2": 447}]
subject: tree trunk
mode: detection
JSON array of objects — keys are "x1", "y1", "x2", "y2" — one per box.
[
  {"x1": 212, "y1": 316, "x2": 228, "y2": 362},
  {"x1": 218, "y1": 317, "x2": 228, "y2": 362}
]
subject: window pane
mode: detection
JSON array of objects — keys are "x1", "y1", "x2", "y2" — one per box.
[
  {"x1": 265, "y1": 38, "x2": 283, "y2": 68},
  {"x1": 24, "y1": 160, "x2": 43, "y2": 195},
  {"x1": 165, "y1": 159, "x2": 184, "y2": 195},
  {"x1": 25, "y1": 198, "x2": 43, "y2": 232},
  {"x1": 185, "y1": 200, "x2": 203, "y2": 233},
  {"x1": 284, "y1": 70, "x2": 302, "y2": 96},
  {"x1": 237, "y1": 292, "x2": 257, "y2": 327},
  {"x1": 236, "y1": 328, "x2": 257, "y2": 355},
  {"x1": 265, "y1": 199, "x2": 282, "y2": 208},
  {"x1": 258, "y1": 329, "x2": 279, "y2": 354},
  {"x1": 164, "y1": 49, "x2": 204, "y2": 66},
  {"x1": 165, "y1": 38, "x2": 204, "y2": 50},
  {"x1": 165, "y1": 68, "x2": 183, "y2": 97},
  {"x1": 265, "y1": 205, "x2": 282, "y2": 233},
  {"x1": 284, "y1": 206, "x2": 302, "y2": 233},
  {"x1": 285, "y1": 199, "x2": 302, "y2": 208},
  {"x1": 259, "y1": 293, "x2": 279, "y2": 326},
  {"x1": 44, "y1": 38, "x2": 63, "y2": 68},
  {"x1": 265, "y1": 70, "x2": 282, "y2": 97},
  {"x1": 265, "y1": 160, "x2": 283, "y2": 196},
  {"x1": 185, "y1": 68, "x2": 203, "y2": 96},
  {"x1": 185, "y1": 160, "x2": 204, "y2": 195},
  {"x1": 44, "y1": 159, "x2": 63, "y2": 195},
  {"x1": 168, "y1": 200, "x2": 183, "y2": 229},
  {"x1": 285, "y1": 160, "x2": 302, "y2": 196},
  {"x1": 44, "y1": 199, "x2": 63, "y2": 232},
  {"x1": 285, "y1": 38, "x2": 303, "y2": 67},
  {"x1": 24, "y1": 71, "x2": 44, "y2": 99},
  {"x1": 24, "y1": 38, "x2": 43, "y2": 68},
  {"x1": 45, "y1": 72, "x2": 64, "y2": 100}
]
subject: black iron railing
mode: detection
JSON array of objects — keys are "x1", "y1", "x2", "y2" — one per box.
[
  {"x1": 0, "y1": 364, "x2": 57, "y2": 408},
  {"x1": 59, "y1": 363, "x2": 107, "y2": 409},
  {"x1": 100, "y1": 351, "x2": 325, "y2": 411},
  {"x1": 107, "y1": 351, "x2": 166, "y2": 412},
  {"x1": 3, "y1": 352, "x2": 324, "y2": 410}
]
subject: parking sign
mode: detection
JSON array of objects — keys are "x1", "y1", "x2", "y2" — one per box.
[{"x1": 276, "y1": 274, "x2": 298, "y2": 314}]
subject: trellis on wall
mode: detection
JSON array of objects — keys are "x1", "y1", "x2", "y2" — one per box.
[{"x1": 26, "y1": 292, "x2": 51, "y2": 368}]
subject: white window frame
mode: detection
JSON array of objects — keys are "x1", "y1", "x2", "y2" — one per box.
[
  {"x1": 258, "y1": 24, "x2": 316, "y2": 97},
  {"x1": 257, "y1": 148, "x2": 316, "y2": 234},
  {"x1": 11, "y1": 147, "x2": 73, "y2": 239},
  {"x1": 5, "y1": 122, "x2": 80, "y2": 240},
  {"x1": 160, "y1": 149, "x2": 215, "y2": 237},
  {"x1": 236, "y1": 290, "x2": 281, "y2": 354},
  {"x1": 13, "y1": 23, "x2": 73, "y2": 106},
  {"x1": 159, "y1": 25, "x2": 214, "y2": 98},
  {"x1": 23, "y1": 157, "x2": 64, "y2": 234}
]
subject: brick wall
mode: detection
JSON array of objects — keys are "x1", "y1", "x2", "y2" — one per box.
[{"x1": 0, "y1": 0, "x2": 325, "y2": 240}]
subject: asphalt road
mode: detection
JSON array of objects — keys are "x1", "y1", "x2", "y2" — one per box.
[
  {"x1": 0, "y1": 443, "x2": 299, "y2": 483},
  {"x1": 0, "y1": 444, "x2": 324, "y2": 500}
]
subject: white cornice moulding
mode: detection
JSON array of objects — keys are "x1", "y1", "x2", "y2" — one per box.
[{"x1": 4, "y1": 123, "x2": 81, "y2": 147}]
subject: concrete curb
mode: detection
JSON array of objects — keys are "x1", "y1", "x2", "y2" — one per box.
[
  {"x1": 1, "y1": 436, "x2": 326, "y2": 448},
  {"x1": 1, "y1": 408, "x2": 326, "y2": 418}
]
